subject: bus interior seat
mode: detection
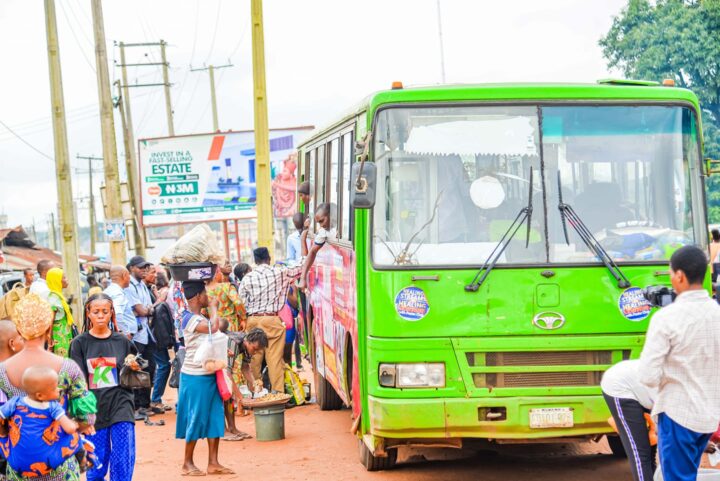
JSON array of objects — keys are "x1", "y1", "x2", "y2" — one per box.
[{"x1": 574, "y1": 182, "x2": 634, "y2": 233}]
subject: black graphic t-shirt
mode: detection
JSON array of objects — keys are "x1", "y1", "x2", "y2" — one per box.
[{"x1": 70, "y1": 332, "x2": 137, "y2": 430}]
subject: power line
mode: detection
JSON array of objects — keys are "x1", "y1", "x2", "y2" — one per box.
[
  {"x1": 57, "y1": 0, "x2": 96, "y2": 73},
  {"x1": 0, "y1": 120, "x2": 53, "y2": 161},
  {"x1": 204, "y1": 0, "x2": 223, "y2": 65}
]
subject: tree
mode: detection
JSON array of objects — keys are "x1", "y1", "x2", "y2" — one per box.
[{"x1": 600, "y1": 0, "x2": 720, "y2": 222}]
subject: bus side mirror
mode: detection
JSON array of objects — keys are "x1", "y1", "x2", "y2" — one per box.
[
  {"x1": 350, "y1": 162, "x2": 377, "y2": 209},
  {"x1": 707, "y1": 159, "x2": 720, "y2": 176}
]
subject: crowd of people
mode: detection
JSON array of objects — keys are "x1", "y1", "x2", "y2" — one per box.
[{"x1": 0, "y1": 182, "x2": 331, "y2": 480}]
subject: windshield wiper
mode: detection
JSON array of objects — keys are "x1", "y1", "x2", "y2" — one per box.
[
  {"x1": 556, "y1": 171, "x2": 631, "y2": 289},
  {"x1": 465, "y1": 168, "x2": 534, "y2": 292}
]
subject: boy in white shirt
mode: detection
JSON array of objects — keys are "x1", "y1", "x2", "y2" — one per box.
[{"x1": 638, "y1": 245, "x2": 720, "y2": 481}]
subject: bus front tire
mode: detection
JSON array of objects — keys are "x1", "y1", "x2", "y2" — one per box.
[
  {"x1": 606, "y1": 435, "x2": 627, "y2": 458},
  {"x1": 359, "y1": 439, "x2": 397, "y2": 471}
]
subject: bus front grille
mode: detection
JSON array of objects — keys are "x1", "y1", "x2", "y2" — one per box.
[{"x1": 466, "y1": 350, "x2": 626, "y2": 389}]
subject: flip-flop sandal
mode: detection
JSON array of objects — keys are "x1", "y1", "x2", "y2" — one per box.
[
  {"x1": 144, "y1": 418, "x2": 166, "y2": 427},
  {"x1": 181, "y1": 468, "x2": 206, "y2": 476},
  {"x1": 221, "y1": 434, "x2": 245, "y2": 441},
  {"x1": 206, "y1": 467, "x2": 235, "y2": 475}
]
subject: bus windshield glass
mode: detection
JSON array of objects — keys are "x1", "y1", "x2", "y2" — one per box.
[{"x1": 372, "y1": 104, "x2": 701, "y2": 267}]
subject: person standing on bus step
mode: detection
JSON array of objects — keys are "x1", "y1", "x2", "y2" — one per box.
[
  {"x1": 298, "y1": 203, "x2": 336, "y2": 291},
  {"x1": 601, "y1": 359, "x2": 657, "y2": 481},
  {"x1": 238, "y1": 247, "x2": 301, "y2": 392},
  {"x1": 710, "y1": 229, "x2": 720, "y2": 285},
  {"x1": 286, "y1": 212, "x2": 307, "y2": 264},
  {"x1": 638, "y1": 245, "x2": 720, "y2": 481}
]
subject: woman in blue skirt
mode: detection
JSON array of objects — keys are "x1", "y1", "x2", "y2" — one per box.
[{"x1": 175, "y1": 281, "x2": 233, "y2": 476}]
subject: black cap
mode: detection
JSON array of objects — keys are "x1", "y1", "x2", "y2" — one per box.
[
  {"x1": 127, "y1": 255, "x2": 152, "y2": 269},
  {"x1": 253, "y1": 247, "x2": 271, "y2": 264},
  {"x1": 183, "y1": 281, "x2": 206, "y2": 300}
]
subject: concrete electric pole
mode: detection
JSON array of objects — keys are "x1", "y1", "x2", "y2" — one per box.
[
  {"x1": 250, "y1": 0, "x2": 274, "y2": 258},
  {"x1": 160, "y1": 40, "x2": 175, "y2": 136},
  {"x1": 91, "y1": 0, "x2": 126, "y2": 265},
  {"x1": 190, "y1": 63, "x2": 233, "y2": 132},
  {"x1": 44, "y1": 0, "x2": 83, "y2": 323},
  {"x1": 75, "y1": 154, "x2": 103, "y2": 255}
]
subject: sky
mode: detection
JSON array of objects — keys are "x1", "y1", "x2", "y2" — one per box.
[{"x1": 0, "y1": 0, "x2": 628, "y2": 231}]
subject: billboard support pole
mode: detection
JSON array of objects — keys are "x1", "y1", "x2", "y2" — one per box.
[
  {"x1": 250, "y1": 0, "x2": 273, "y2": 259},
  {"x1": 234, "y1": 219, "x2": 241, "y2": 264}
]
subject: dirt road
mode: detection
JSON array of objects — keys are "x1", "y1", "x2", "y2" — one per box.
[{"x1": 134, "y1": 395, "x2": 632, "y2": 481}]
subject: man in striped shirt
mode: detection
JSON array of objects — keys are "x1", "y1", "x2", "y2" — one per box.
[{"x1": 239, "y1": 247, "x2": 301, "y2": 392}]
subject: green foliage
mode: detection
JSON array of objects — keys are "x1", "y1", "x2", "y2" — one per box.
[{"x1": 601, "y1": 0, "x2": 720, "y2": 221}]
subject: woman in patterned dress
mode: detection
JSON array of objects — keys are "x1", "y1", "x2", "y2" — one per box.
[
  {"x1": 45, "y1": 268, "x2": 74, "y2": 357},
  {"x1": 1, "y1": 294, "x2": 95, "y2": 481}
]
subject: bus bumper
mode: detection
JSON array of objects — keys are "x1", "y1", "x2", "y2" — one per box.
[{"x1": 367, "y1": 394, "x2": 612, "y2": 440}]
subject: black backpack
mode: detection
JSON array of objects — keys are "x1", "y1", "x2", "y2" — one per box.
[{"x1": 151, "y1": 303, "x2": 176, "y2": 350}]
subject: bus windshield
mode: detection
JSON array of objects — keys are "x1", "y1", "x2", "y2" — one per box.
[{"x1": 372, "y1": 104, "x2": 701, "y2": 267}]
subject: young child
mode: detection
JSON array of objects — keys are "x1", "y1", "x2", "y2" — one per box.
[{"x1": 0, "y1": 366, "x2": 98, "y2": 477}]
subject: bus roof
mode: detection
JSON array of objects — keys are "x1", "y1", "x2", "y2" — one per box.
[{"x1": 299, "y1": 82, "x2": 700, "y2": 148}]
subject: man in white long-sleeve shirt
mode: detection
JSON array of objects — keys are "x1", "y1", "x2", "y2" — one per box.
[{"x1": 638, "y1": 245, "x2": 720, "y2": 481}]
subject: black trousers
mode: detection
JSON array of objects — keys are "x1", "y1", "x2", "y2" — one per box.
[
  {"x1": 603, "y1": 392, "x2": 657, "y2": 481},
  {"x1": 134, "y1": 340, "x2": 156, "y2": 409}
]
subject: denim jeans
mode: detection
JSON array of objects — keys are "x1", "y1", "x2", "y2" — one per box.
[{"x1": 151, "y1": 348, "x2": 171, "y2": 404}]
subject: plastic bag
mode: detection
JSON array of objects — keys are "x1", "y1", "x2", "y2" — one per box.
[
  {"x1": 161, "y1": 224, "x2": 225, "y2": 265},
  {"x1": 284, "y1": 364, "x2": 305, "y2": 406},
  {"x1": 216, "y1": 369, "x2": 232, "y2": 401},
  {"x1": 193, "y1": 325, "x2": 228, "y2": 372}
]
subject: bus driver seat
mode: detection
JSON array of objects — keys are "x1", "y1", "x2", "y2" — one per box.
[{"x1": 574, "y1": 182, "x2": 634, "y2": 233}]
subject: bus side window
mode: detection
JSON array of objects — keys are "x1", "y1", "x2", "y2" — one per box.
[
  {"x1": 309, "y1": 148, "x2": 316, "y2": 229},
  {"x1": 316, "y1": 144, "x2": 326, "y2": 208},
  {"x1": 341, "y1": 131, "x2": 353, "y2": 240},
  {"x1": 329, "y1": 138, "x2": 340, "y2": 231}
]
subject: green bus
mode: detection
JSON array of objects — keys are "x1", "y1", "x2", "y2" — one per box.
[{"x1": 296, "y1": 81, "x2": 707, "y2": 470}]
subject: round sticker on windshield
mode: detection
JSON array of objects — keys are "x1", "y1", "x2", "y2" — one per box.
[
  {"x1": 618, "y1": 287, "x2": 652, "y2": 321},
  {"x1": 395, "y1": 287, "x2": 430, "y2": 321}
]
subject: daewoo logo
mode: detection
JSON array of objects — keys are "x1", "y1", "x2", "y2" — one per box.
[{"x1": 532, "y1": 312, "x2": 566, "y2": 330}]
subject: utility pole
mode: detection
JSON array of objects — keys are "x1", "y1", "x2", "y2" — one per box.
[
  {"x1": 91, "y1": 0, "x2": 126, "y2": 264},
  {"x1": 44, "y1": 0, "x2": 82, "y2": 323},
  {"x1": 160, "y1": 40, "x2": 175, "y2": 136},
  {"x1": 436, "y1": 0, "x2": 446, "y2": 83},
  {"x1": 75, "y1": 154, "x2": 102, "y2": 255},
  {"x1": 114, "y1": 79, "x2": 146, "y2": 256},
  {"x1": 47, "y1": 214, "x2": 57, "y2": 251},
  {"x1": 251, "y1": 0, "x2": 274, "y2": 258},
  {"x1": 191, "y1": 63, "x2": 233, "y2": 132}
]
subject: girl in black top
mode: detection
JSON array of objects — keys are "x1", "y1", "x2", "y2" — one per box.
[{"x1": 70, "y1": 293, "x2": 138, "y2": 481}]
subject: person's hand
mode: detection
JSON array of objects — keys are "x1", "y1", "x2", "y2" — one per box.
[
  {"x1": 78, "y1": 423, "x2": 96, "y2": 436},
  {"x1": 298, "y1": 278, "x2": 307, "y2": 291},
  {"x1": 706, "y1": 442, "x2": 718, "y2": 454},
  {"x1": 240, "y1": 321, "x2": 246, "y2": 332},
  {"x1": 209, "y1": 298, "x2": 220, "y2": 315},
  {"x1": 129, "y1": 360, "x2": 141, "y2": 371}
]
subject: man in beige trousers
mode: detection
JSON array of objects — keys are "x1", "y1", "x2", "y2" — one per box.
[{"x1": 239, "y1": 247, "x2": 301, "y2": 392}]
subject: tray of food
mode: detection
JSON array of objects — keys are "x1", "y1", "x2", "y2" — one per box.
[{"x1": 241, "y1": 393, "x2": 292, "y2": 408}]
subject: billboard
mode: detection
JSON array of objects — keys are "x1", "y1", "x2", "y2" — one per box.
[{"x1": 138, "y1": 127, "x2": 312, "y2": 226}]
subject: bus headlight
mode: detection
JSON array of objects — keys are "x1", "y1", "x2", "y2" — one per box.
[{"x1": 378, "y1": 363, "x2": 445, "y2": 388}]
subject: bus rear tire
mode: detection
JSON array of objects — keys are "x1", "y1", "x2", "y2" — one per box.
[
  {"x1": 606, "y1": 435, "x2": 627, "y2": 458},
  {"x1": 315, "y1": 360, "x2": 343, "y2": 411},
  {"x1": 359, "y1": 439, "x2": 397, "y2": 471}
]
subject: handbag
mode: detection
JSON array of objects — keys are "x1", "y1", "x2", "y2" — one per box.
[
  {"x1": 119, "y1": 354, "x2": 151, "y2": 389},
  {"x1": 169, "y1": 348, "x2": 186, "y2": 389},
  {"x1": 119, "y1": 366, "x2": 151, "y2": 389}
]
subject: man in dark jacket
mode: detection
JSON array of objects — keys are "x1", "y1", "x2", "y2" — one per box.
[{"x1": 148, "y1": 268, "x2": 174, "y2": 412}]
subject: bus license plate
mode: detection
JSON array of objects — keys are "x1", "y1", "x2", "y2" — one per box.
[{"x1": 529, "y1": 408, "x2": 574, "y2": 428}]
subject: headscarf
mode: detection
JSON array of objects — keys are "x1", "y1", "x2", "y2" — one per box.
[
  {"x1": 46, "y1": 267, "x2": 74, "y2": 327},
  {"x1": 11, "y1": 294, "x2": 54, "y2": 340}
]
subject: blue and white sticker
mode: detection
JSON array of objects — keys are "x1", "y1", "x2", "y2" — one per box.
[
  {"x1": 395, "y1": 286, "x2": 430, "y2": 321},
  {"x1": 618, "y1": 287, "x2": 652, "y2": 321}
]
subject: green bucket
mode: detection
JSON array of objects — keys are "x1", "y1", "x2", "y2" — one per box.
[{"x1": 253, "y1": 404, "x2": 285, "y2": 441}]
